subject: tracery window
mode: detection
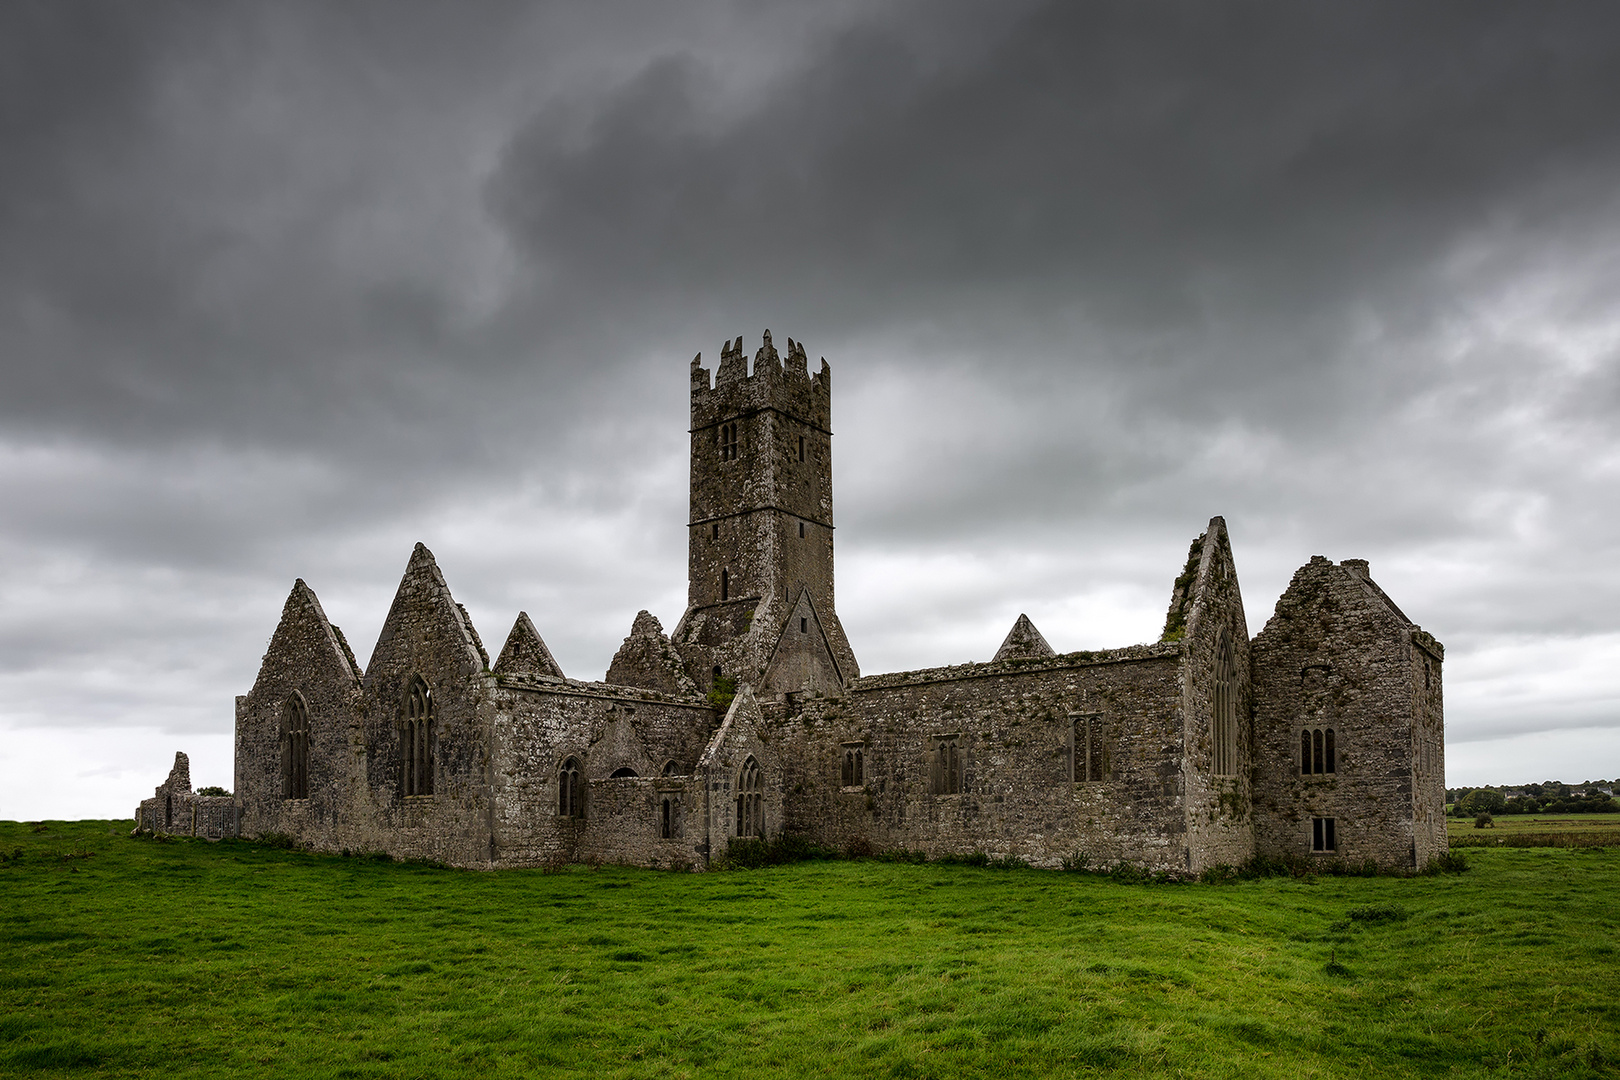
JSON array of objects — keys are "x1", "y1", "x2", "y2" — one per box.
[
  {"x1": 930, "y1": 736, "x2": 962, "y2": 795},
  {"x1": 1212, "y1": 629, "x2": 1238, "y2": 776},
  {"x1": 558, "y1": 756, "x2": 583, "y2": 818},
  {"x1": 1300, "y1": 728, "x2": 1337, "y2": 775},
  {"x1": 735, "y1": 756, "x2": 763, "y2": 837},
  {"x1": 841, "y1": 743, "x2": 865, "y2": 788},
  {"x1": 282, "y1": 692, "x2": 311, "y2": 800},
  {"x1": 1071, "y1": 712, "x2": 1108, "y2": 782},
  {"x1": 401, "y1": 677, "x2": 434, "y2": 797}
]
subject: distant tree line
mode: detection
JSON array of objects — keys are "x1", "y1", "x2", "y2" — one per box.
[{"x1": 1446, "y1": 780, "x2": 1618, "y2": 818}]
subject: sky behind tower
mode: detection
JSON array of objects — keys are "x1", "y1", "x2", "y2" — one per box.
[{"x1": 2, "y1": 0, "x2": 1618, "y2": 818}]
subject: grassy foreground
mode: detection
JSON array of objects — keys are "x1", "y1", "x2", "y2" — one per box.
[{"x1": 2, "y1": 822, "x2": 1617, "y2": 1079}]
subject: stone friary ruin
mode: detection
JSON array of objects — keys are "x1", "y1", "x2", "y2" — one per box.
[{"x1": 139, "y1": 332, "x2": 1447, "y2": 872}]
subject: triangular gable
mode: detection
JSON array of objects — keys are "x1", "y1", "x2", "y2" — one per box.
[
  {"x1": 1178, "y1": 516, "x2": 1248, "y2": 646},
  {"x1": 493, "y1": 611, "x2": 566, "y2": 679},
  {"x1": 1161, "y1": 516, "x2": 1247, "y2": 646},
  {"x1": 249, "y1": 577, "x2": 363, "y2": 699},
  {"x1": 363, "y1": 542, "x2": 487, "y2": 688},
  {"x1": 697, "y1": 685, "x2": 765, "y2": 772},
  {"x1": 761, "y1": 588, "x2": 844, "y2": 694},
  {"x1": 605, "y1": 610, "x2": 699, "y2": 696},
  {"x1": 993, "y1": 613, "x2": 1055, "y2": 661}
]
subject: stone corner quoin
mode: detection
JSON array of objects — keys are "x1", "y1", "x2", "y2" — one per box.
[{"x1": 137, "y1": 331, "x2": 1445, "y2": 874}]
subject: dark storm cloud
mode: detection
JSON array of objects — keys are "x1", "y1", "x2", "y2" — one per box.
[{"x1": 1, "y1": 1, "x2": 1618, "y2": 815}]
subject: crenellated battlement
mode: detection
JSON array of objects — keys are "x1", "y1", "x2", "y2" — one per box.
[{"x1": 690, "y1": 330, "x2": 831, "y2": 431}]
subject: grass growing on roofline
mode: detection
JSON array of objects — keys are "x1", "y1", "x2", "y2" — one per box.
[{"x1": 2, "y1": 821, "x2": 1617, "y2": 1079}]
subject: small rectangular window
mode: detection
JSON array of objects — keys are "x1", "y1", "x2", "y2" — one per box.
[
  {"x1": 797, "y1": 435, "x2": 806, "y2": 462},
  {"x1": 712, "y1": 522, "x2": 720, "y2": 540},
  {"x1": 1312, "y1": 817, "x2": 1337, "y2": 852},
  {"x1": 800, "y1": 617, "x2": 808, "y2": 633},
  {"x1": 799, "y1": 521, "x2": 805, "y2": 539}
]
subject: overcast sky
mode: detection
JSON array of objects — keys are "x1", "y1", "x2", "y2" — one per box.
[{"x1": 3, "y1": 0, "x2": 1618, "y2": 819}]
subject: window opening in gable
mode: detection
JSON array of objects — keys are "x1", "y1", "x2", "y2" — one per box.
[
  {"x1": 735, "y1": 756, "x2": 763, "y2": 837},
  {"x1": 1212, "y1": 628, "x2": 1238, "y2": 776},
  {"x1": 662, "y1": 760, "x2": 680, "y2": 776},
  {"x1": 401, "y1": 677, "x2": 434, "y2": 797},
  {"x1": 558, "y1": 757, "x2": 583, "y2": 818},
  {"x1": 800, "y1": 617, "x2": 808, "y2": 633},
  {"x1": 1312, "y1": 817, "x2": 1337, "y2": 852},
  {"x1": 283, "y1": 692, "x2": 311, "y2": 800},
  {"x1": 609, "y1": 767, "x2": 638, "y2": 779},
  {"x1": 1071, "y1": 712, "x2": 1107, "y2": 782}
]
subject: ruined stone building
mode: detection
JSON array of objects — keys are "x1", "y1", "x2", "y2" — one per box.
[{"x1": 138, "y1": 332, "x2": 1447, "y2": 873}]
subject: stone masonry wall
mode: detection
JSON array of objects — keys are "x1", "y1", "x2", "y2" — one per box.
[
  {"x1": 774, "y1": 646, "x2": 1192, "y2": 872},
  {"x1": 1251, "y1": 557, "x2": 1444, "y2": 869}
]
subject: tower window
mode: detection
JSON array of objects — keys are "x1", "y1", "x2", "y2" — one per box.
[
  {"x1": 799, "y1": 521, "x2": 805, "y2": 539},
  {"x1": 1312, "y1": 817, "x2": 1337, "y2": 852},
  {"x1": 800, "y1": 617, "x2": 808, "y2": 633},
  {"x1": 797, "y1": 435, "x2": 805, "y2": 462},
  {"x1": 720, "y1": 568, "x2": 729, "y2": 602},
  {"x1": 719, "y1": 422, "x2": 738, "y2": 460},
  {"x1": 712, "y1": 523, "x2": 720, "y2": 540}
]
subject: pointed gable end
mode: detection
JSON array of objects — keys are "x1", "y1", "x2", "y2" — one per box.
[
  {"x1": 249, "y1": 578, "x2": 363, "y2": 698},
  {"x1": 364, "y1": 543, "x2": 487, "y2": 688},
  {"x1": 494, "y1": 612, "x2": 566, "y2": 679},
  {"x1": 993, "y1": 613, "x2": 1055, "y2": 662}
]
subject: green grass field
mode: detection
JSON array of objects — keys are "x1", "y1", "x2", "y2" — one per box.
[
  {"x1": 3, "y1": 821, "x2": 1617, "y2": 1079},
  {"x1": 1447, "y1": 813, "x2": 1620, "y2": 848}
]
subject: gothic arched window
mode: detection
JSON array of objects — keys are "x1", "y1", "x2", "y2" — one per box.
[
  {"x1": 1301, "y1": 728, "x2": 1338, "y2": 775},
  {"x1": 558, "y1": 757, "x2": 583, "y2": 818},
  {"x1": 282, "y1": 692, "x2": 310, "y2": 800},
  {"x1": 401, "y1": 677, "x2": 434, "y2": 796},
  {"x1": 1212, "y1": 629, "x2": 1238, "y2": 776},
  {"x1": 735, "y1": 756, "x2": 762, "y2": 837}
]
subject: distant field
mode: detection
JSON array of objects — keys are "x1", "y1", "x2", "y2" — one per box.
[
  {"x1": 1447, "y1": 812, "x2": 1620, "y2": 848},
  {"x1": 2, "y1": 821, "x2": 1618, "y2": 1079}
]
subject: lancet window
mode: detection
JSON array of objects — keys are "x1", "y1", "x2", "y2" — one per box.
[
  {"x1": 736, "y1": 756, "x2": 763, "y2": 837},
  {"x1": 719, "y1": 422, "x2": 739, "y2": 460},
  {"x1": 282, "y1": 691, "x2": 311, "y2": 800},
  {"x1": 1212, "y1": 629, "x2": 1238, "y2": 776},
  {"x1": 930, "y1": 736, "x2": 963, "y2": 795},
  {"x1": 841, "y1": 743, "x2": 865, "y2": 788},
  {"x1": 401, "y1": 677, "x2": 434, "y2": 797},
  {"x1": 558, "y1": 757, "x2": 583, "y2": 818}
]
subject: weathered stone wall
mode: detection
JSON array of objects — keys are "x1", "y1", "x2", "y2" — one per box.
[
  {"x1": 771, "y1": 646, "x2": 1192, "y2": 871},
  {"x1": 1171, "y1": 518, "x2": 1257, "y2": 873},
  {"x1": 485, "y1": 675, "x2": 717, "y2": 868},
  {"x1": 135, "y1": 751, "x2": 240, "y2": 838},
  {"x1": 1251, "y1": 557, "x2": 1445, "y2": 869}
]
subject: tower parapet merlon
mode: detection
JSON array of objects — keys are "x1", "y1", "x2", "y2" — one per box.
[{"x1": 689, "y1": 330, "x2": 832, "y2": 429}]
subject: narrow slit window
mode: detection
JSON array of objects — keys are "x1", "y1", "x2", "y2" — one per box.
[
  {"x1": 720, "y1": 569, "x2": 729, "y2": 602},
  {"x1": 800, "y1": 617, "x2": 807, "y2": 633},
  {"x1": 1300, "y1": 730, "x2": 1312, "y2": 775},
  {"x1": 1324, "y1": 729, "x2": 1336, "y2": 773},
  {"x1": 797, "y1": 434, "x2": 806, "y2": 462},
  {"x1": 799, "y1": 521, "x2": 805, "y2": 539}
]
